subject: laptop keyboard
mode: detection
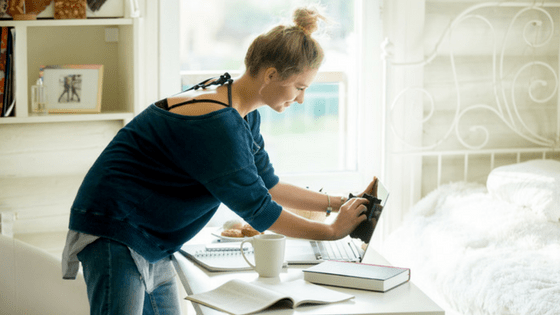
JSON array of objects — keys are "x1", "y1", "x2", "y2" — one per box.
[{"x1": 311, "y1": 240, "x2": 360, "y2": 261}]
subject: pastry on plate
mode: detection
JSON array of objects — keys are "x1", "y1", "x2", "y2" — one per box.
[
  {"x1": 241, "y1": 224, "x2": 262, "y2": 237},
  {"x1": 221, "y1": 228, "x2": 244, "y2": 238}
]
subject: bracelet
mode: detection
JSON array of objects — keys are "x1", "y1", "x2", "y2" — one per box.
[{"x1": 326, "y1": 195, "x2": 332, "y2": 216}]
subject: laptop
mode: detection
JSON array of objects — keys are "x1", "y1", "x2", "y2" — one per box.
[
  {"x1": 180, "y1": 180, "x2": 389, "y2": 270},
  {"x1": 284, "y1": 180, "x2": 389, "y2": 265}
]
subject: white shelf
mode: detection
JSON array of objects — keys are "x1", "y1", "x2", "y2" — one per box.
[
  {"x1": 1, "y1": 17, "x2": 139, "y2": 124},
  {"x1": 0, "y1": 112, "x2": 134, "y2": 124},
  {"x1": 0, "y1": 18, "x2": 134, "y2": 27}
]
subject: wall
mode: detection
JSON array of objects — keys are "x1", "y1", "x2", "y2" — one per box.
[{"x1": 0, "y1": 121, "x2": 121, "y2": 251}]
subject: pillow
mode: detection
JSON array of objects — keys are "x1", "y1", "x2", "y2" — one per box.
[{"x1": 486, "y1": 159, "x2": 560, "y2": 222}]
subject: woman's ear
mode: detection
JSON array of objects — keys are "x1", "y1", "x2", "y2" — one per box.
[{"x1": 263, "y1": 67, "x2": 278, "y2": 84}]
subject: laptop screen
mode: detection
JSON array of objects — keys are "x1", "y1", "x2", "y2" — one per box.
[
  {"x1": 370, "y1": 179, "x2": 389, "y2": 237},
  {"x1": 356, "y1": 179, "x2": 389, "y2": 262}
]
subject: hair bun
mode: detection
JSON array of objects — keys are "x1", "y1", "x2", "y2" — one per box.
[{"x1": 293, "y1": 6, "x2": 324, "y2": 35}]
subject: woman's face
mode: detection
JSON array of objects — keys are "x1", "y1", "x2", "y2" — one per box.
[{"x1": 262, "y1": 68, "x2": 319, "y2": 113}]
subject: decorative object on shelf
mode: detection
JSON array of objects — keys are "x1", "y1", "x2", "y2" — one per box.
[
  {"x1": 31, "y1": 78, "x2": 48, "y2": 115},
  {"x1": 128, "y1": 0, "x2": 139, "y2": 18},
  {"x1": 40, "y1": 64, "x2": 104, "y2": 114},
  {"x1": 37, "y1": 0, "x2": 127, "y2": 18},
  {"x1": 7, "y1": 0, "x2": 52, "y2": 20},
  {"x1": 0, "y1": 0, "x2": 10, "y2": 19},
  {"x1": 86, "y1": 0, "x2": 106, "y2": 12},
  {"x1": 54, "y1": 0, "x2": 86, "y2": 19}
]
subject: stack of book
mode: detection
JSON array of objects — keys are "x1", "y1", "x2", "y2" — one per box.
[
  {"x1": 302, "y1": 260, "x2": 410, "y2": 292},
  {"x1": 0, "y1": 26, "x2": 15, "y2": 118}
]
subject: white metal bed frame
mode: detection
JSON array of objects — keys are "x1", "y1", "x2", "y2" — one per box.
[{"x1": 382, "y1": 1, "x2": 560, "y2": 202}]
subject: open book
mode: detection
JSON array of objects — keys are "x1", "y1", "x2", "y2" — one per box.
[{"x1": 186, "y1": 278, "x2": 354, "y2": 315}]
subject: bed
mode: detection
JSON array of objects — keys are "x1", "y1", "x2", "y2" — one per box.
[
  {"x1": 378, "y1": 2, "x2": 560, "y2": 315},
  {"x1": 382, "y1": 159, "x2": 560, "y2": 315}
]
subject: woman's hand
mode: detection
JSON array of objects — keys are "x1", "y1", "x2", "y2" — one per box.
[
  {"x1": 266, "y1": 176, "x2": 379, "y2": 240},
  {"x1": 328, "y1": 196, "x2": 369, "y2": 239},
  {"x1": 268, "y1": 196, "x2": 368, "y2": 241}
]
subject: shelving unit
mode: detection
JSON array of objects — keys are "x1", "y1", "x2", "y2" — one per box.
[
  {"x1": 0, "y1": 14, "x2": 141, "y2": 237},
  {"x1": 0, "y1": 17, "x2": 139, "y2": 125}
]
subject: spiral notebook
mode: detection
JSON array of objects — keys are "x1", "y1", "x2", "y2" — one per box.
[{"x1": 180, "y1": 243, "x2": 259, "y2": 271}]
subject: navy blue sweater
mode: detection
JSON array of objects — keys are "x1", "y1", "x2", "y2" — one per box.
[{"x1": 69, "y1": 104, "x2": 282, "y2": 263}]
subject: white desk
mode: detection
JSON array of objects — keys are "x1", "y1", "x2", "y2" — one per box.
[{"x1": 173, "y1": 231, "x2": 444, "y2": 315}]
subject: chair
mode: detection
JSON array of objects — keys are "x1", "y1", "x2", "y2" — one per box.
[{"x1": 0, "y1": 235, "x2": 89, "y2": 314}]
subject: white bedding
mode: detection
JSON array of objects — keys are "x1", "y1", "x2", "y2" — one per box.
[
  {"x1": 382, "y1": 179, "x2": 560, "y2": 315},
  {"x1": 487, "y1": 159, "x2": 560, "y2": 223}
]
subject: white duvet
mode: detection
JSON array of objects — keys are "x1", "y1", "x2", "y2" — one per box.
[{"x1": 382, "y1": 181, "x2": 560, "y2": 315}]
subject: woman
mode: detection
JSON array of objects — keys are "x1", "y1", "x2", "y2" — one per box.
[{"x1": 62, "y1": 5, "x2": 377, "y2": 315}]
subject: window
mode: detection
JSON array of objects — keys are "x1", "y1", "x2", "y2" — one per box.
[{"x1": 179, "y1": 0, "x2": 359, "y2": 179}]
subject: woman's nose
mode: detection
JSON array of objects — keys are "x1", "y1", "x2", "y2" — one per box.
[{"x1": 295, "y1": 92, "x2": 305, "y2": 104}]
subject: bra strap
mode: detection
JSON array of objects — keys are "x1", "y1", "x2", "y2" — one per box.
[
  {"x1": 158, "y1": 73, "x2": 233, "y2": 110},
  {"x1": 192, "y1": 72, "x2": 233, "y2": 107},
  {"x1": 192, "y1": 73, "x2": 233, "y2": 91}
]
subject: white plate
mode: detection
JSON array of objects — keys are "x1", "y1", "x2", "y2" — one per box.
[
  {"x1": 211, "y1": 228, "x2": 248, "y2": 241},
  {"x1": 211, "y1": 228, "x2": 269, "y2": 241}
]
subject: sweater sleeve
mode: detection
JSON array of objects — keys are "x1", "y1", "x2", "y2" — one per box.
[{"x1": 170, "y1": 110, "x2": 282, "y2": 231}]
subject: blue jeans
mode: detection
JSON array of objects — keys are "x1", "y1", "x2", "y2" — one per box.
[{"x1": 77, "y1": 238, "x2": 181, "y2": 315}]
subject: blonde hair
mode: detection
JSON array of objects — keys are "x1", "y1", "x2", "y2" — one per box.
[{"x1": 244, "y1": 6, "x2": 326, "y2": 80}]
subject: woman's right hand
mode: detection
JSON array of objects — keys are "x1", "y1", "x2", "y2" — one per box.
[{"x1": 328, "y1": 196, "x2": 368, "y2": 239}]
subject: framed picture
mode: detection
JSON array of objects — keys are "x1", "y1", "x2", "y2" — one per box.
[{"x1": 39, "y1": 64, "x2": 103, "y2": 113}]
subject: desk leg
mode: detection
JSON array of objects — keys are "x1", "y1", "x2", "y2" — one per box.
[{"x1": 172, "y1": 253, "x2": 205, "y2": 315}]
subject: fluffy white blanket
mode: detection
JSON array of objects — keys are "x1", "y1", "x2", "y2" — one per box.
[{"x1": 382, "y1": 182, "x2": 560, "y2": 315}]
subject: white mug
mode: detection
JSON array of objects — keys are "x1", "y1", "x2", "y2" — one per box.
[{"x1": 240, "y1": 234, "x2": 286, "y2": 278}]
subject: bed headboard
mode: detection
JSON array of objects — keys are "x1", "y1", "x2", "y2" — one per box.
[{"x1": 382, "y1": 1, "x2": 560, "y2": 216}]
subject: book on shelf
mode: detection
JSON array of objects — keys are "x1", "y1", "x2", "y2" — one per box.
[
  {"x1": 1, "y1": 27, "x2": 14, "y2": 118},
  {"x1": 302, "y1": 260, "x2": 410, "y2": 292},
  {"x1": 0, "y1": 26, "x2": 8, "y2": 116},
  {"x1": 186, "y1": 278, "x2": 354, "y2": 315}
]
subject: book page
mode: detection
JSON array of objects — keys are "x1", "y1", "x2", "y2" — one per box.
[
  {"x1": 186, "y1": 279, "x2": 288, "y2": 315},
  {"x1": 186, "y1": 278, "x2": 354, "y2": 315},
  {"x1": 255, "y1": 279, "x2": 354, "y2": 307}
]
